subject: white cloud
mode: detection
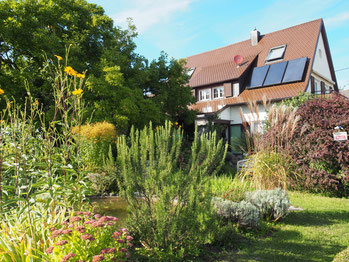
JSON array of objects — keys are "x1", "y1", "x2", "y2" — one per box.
[
  {"x1": 325, "y1": 12, "x2": 349, "y2": 28},
  {"x1": 112, "y1": 0, "x2": 195, "y2": 33}
]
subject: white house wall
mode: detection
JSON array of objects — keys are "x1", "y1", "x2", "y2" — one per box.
[
  {"x1": 312, "y1": 32, "x2": 332, "y2": 81},
  {"x1": 218, "y1": 104, "x2": 268, "y2": 125}
]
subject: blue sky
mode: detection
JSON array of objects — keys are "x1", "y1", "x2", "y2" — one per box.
[{"x1": 87, "y1": 0, "x2": 349, "y2": 89}]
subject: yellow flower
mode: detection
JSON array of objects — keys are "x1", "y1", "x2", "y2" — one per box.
[
  {"x1": 0, "y1": 88, "x2": 4, "y2": 95},
  {"x1": 72, "y1": 89, "x2": 83, "y2": 96},
  {"x1": 7, "y1": 102, "x2": 11, "y2": 108},
  {"x1": 64, "y1": 66, "x2": 78, "y2": 76},
  {"x1": 34, "y1": 99, "x2": 39, "y2": 106},
  {"x1": 179, "y1": 125, "x2": 182, "y2": 128},
  {"x1": 76, "y1": 73, "x2": 85, "y2": 79},
  {"x1": 170, "y1": 123, "x2": 173, "y2": 126},
  {"x1": 54, "y1": 55, "x2": 63, "y2": 61}
]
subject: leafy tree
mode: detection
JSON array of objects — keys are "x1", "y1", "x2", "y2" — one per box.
[{"x1": 0, "y1": 0, "x2": 197, "y2": 132}]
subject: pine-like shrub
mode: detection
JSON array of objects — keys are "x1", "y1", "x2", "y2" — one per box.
[
  {"x1": 245, "y1": 188, "x2": 290, "y2": 221},
  {"x1": 333, "y1": 246, "x2": 349, "y2": 262},
  {"x1": 212, "y1": 197, "x2": 260, "y2": 228},
  {"x1": 116, "y1": 122, "x2": 227, "y2": 260},
  {"x1": 289, "y1": 93, "x2": 349, "y2": 196}
]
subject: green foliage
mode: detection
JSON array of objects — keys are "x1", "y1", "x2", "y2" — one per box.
[
  {"x1": 333, "y1": 247, "x2": 349, "y2": 262},
  {"x1": 45, "y1": 212, "x2": 133, "y2": 261},
  {"x1": 245, "y1": 188, "x2": 290, "y2": 222},
  {"x1": 0, "y1": 204, "x2": 67, "y2": 261},
  {"x1": 212, "y1": 197, "x2": 260, "y2": 228},
  {"x1": 0, "y1": 0, "x2": 197, "y2": 131},
  {"x1": 116, "y1": 122, "x2": 227, "y2": 260},
  {"x1": 283, "y1": 92, "x2": 315, "y2": 108},
  {"x1": 209, "y1": 175, "x2": 253, "y2": 202}
]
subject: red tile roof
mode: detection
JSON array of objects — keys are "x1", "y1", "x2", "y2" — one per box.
[{"x1": 186, "y1": 19, "x2": 326, "y2": 113}]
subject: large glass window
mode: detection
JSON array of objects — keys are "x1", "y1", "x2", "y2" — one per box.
[
  {"x1": 213, "y1": 86, "x2": 224, "y2": 99},
  {"x1": 266, "y1": 45, "x2": 286, "y2": 62},
  {"x1": 199, "y1": 89, "x2": 211, "y2": 101}
]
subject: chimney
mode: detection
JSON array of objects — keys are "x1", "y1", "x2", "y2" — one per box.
[{"x1": 250, "y1": 28, "x2": 260, "y2": 46}]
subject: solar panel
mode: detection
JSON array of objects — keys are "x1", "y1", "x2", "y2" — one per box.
[
  {"x1": 263, "y1": 61, "x2": 287, "y2": 86},
  {"x1": 248, "y1": 65, "x2": 270, "y2": 89},
  {"x1": 282, "y1": 57, "x2": 307, "y2": 83}
]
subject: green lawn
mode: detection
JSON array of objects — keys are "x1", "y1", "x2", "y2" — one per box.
[{"x1": 217, "y1": 192, "x2": 349, "y2": 262}]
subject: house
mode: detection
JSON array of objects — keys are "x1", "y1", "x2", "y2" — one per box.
[{"x1": 185, "y1": 18, "x2": 338, "y2": 142}]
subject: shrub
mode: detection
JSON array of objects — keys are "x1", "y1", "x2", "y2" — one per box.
[
  {"x1": 238, "y1": 150, "x2": 290, "y2": 190},
  {"x1": 245, "y1": 188, "x2": 290, "y2": 221},
  {"x1": 116, "y1": 122, "x2": 227, "y2": 260},
  {"x1": 75, "y1": 121, "x2": 117, "y2": 170},
  {"x1": 212, "y1": 197, "x2": 260, "y2": 228},
  {"x1": 333, "y1": 246, "x2": 349, "y2": 262},
  {"x1": 45, "y1": 211, "x2": 132, "y2": 261},
  {"x1": 289, "y1": 93, "x2": 349, "y2": 196}
]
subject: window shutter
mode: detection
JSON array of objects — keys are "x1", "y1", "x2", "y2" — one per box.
[
  {"x1": 321, "y1": 81, "x2": 325, "y2": 94},
  {"x1": 311, "y1": 76, "x2": 315, "y2": 94}
]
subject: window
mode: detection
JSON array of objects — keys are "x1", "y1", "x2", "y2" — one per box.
[
  {"x1": 186, "y1": 67, "x2": 195, "y2": 78},
  {"x1": 213, "y1": 86, "x2": 224, "y2": 99},
  {"x1": 199, "y1": 89, "x2": 211, "y2": 101},
  {"x1": 233, "y1": 83, "x2": 239, "y2": 97},
  {"x1": 314, "y1": 80, "x2": 321, "y2": 94},
  {"x1": 265, "y1": 45, "x2": 286, "y2": 62}
]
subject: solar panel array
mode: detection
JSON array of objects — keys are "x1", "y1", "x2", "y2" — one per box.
[{"x1": 247, "y1": 57, "x2": 307, "y2": 89}]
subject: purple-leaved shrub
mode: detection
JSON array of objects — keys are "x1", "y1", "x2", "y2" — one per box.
[{"x1": 288, "y1": 93, "x2": 349, "y2": 195}]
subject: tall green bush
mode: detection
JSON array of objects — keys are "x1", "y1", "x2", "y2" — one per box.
[{"x1": 116, "y1": 122, "x2": 227, "y2": 260}]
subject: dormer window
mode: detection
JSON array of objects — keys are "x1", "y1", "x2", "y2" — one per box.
[
  {"x1": 186, "y1": 67, "x2": 195, "y2": 78},
  {"x1": 199, "y1": 89, "x2": 210, "y2": 101},
  {"x1": 266, "y1": 45, "x2": 286, "y2": 62}
]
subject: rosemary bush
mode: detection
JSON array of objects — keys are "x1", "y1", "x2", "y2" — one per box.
[{"x1": 117, "y1": 122, "x2": 227, "y2": 260}]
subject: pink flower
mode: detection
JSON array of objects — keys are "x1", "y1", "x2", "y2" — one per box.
[
  {"x1": 126, "y1": 236, "x2": 133, "y2": 241},
  {"x1": 84, "y1": 219, "x2": 95, "y2": 225},
  {"x1": 92, "y1": 255, "x2": 105, "y2": 262},
  {"x1": 62, "y1": 229, "x2": 72, "y2": 235},
  {"x1": 81, "y1": 234, "x2": 95, "y2": 241},
  {"x1": 94, "y1": 214, "x2": 101, "y2": 219},
  {"x1": 119, "y1": 247, "x2": 127, "y2": 253},
  {"x1": 76, "y1": 226, "x2": 86, "y2": 233},
  {"x1": 70, "y1": 216, "x2": 82, "y2": 223},
  {"x1": 61, "y1": 221, "x2": 69, "y2": 226},
  {"x1": 127, "y1": 242, "x2": 133, "y2": 247},
  {"x1": 120, "y1": 228, "x2": 128, "y2": 233},
  {"x1": 61, "y1": 252, "x2": 76, "y2": 262},
  {"x1": 49, "y1": 227, "x2": 56, "y2": 232},
  {"x1": 83, "y1": 211, "x2": 92, "y2": 217},
  {"x1": 100, "y1": 248, "x2": 116, "y2": 254},
  {"x1": 92, "y1": 221, "x2": 105, "y2": 228},
  {"x1": 68, "y1": 224, "x2": 74, "y2": 229},
  {"x1": 51, "y1": 229, "x2": 63, "y2": 239},
  {"x1": 125, "y1": 252, "x2": 130, "y2": 258},
  {"x1": 55, "y1": 240, "x2": 68, "y2": 246},
  {"x1": 76, "y1": 211, "x2": 83, "y2": 215},
  {"x1": 117, "y1": 239, "x2": 125, "y2": 244},
  {"x1": 45, "y1": 246, "x2": 54, "y2": 254},
  {"x1": 113, "y1": 231, "x2": 122, "y2": 236}
]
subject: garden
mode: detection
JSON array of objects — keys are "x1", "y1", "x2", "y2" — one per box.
[
  {"x1": 0, "y1": 52, "x2": 348, "y2": 261},
  {"x1": 1, "y1": 1, "x2": 349, "y2": 261}
]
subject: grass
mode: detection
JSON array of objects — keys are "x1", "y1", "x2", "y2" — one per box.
[{"x1": 211, "y1": 191, "x2": 349, "y2": 262}]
